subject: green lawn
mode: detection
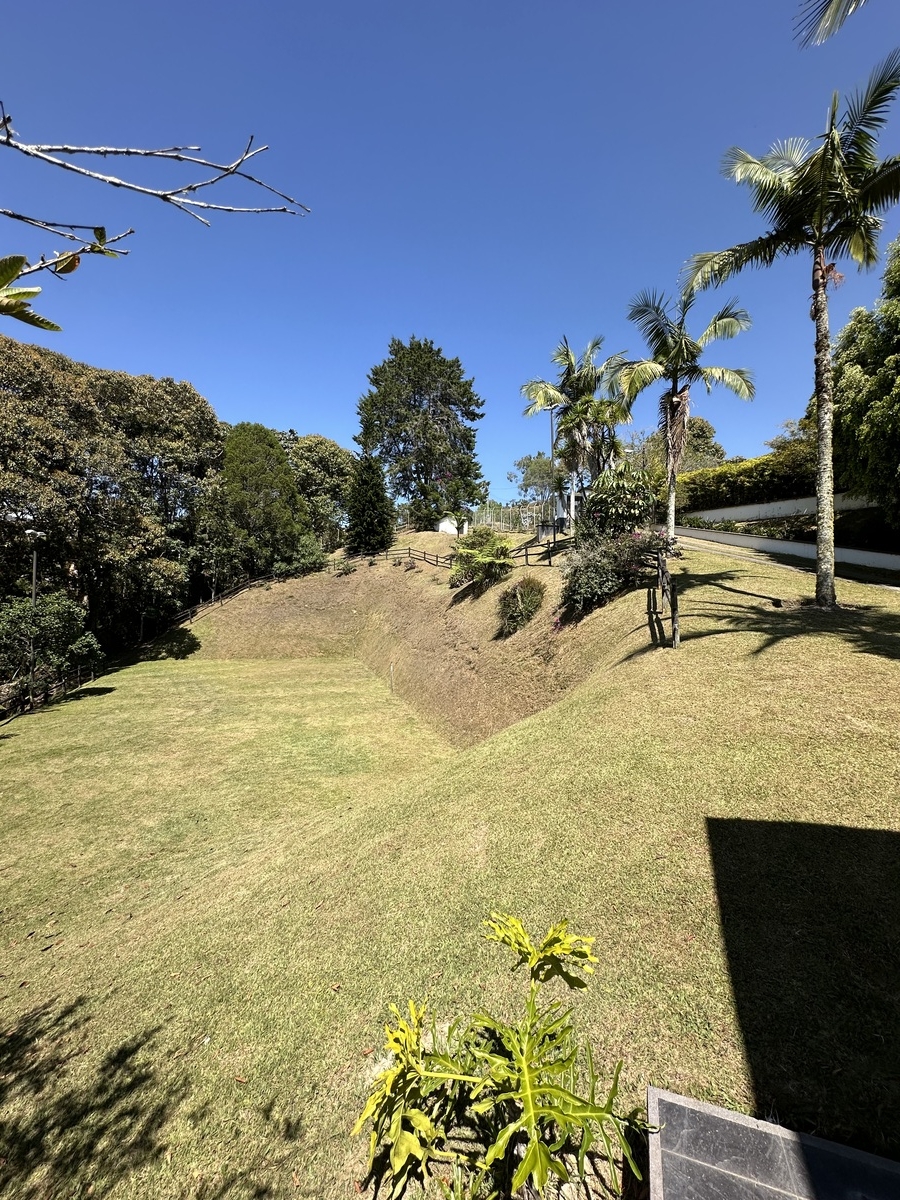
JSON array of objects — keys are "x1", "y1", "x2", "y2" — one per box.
[{"x1": 2, "y1": 550, "x2": 900, "y2": 1197}]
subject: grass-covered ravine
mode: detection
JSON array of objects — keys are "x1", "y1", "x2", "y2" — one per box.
[{"x1": 2, "y1": 539, "x2": 900, "y2": 1198}]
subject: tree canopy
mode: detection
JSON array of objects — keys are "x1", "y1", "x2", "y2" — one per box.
[
  {"x1": 357, "y1": 336, "x2": 487, "y2": 530},
  {"x1": 280, "y1": 432, "x2": 355, "y2": 551},
  {"x1": 833, "y1": 235, "x2": 900, "y2": 526},
  {"x1": 222, "y1": 423, "x2": 309, "y2": 575}
]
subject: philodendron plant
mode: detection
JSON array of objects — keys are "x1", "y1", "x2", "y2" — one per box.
[{"x1": 354, "y1": 913, "x2": 646, "y2": 1198}]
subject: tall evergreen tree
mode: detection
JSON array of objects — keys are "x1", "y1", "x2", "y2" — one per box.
[
  {"x1": 222, "y1": 423, "x2": 309, "y2": 574},
  {"x1": 346, "y1": 454, "x2": 395, "y2": 555},
  {"x1": 357, "y1": 337, "x2": 487, "y2": 530}
]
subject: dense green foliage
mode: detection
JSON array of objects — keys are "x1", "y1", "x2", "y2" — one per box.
[
  {"x1": 222, "y1": 423, "x2": 309, "y2": 575},
  {"x1": 497, "y1": 574, "x2": 546, "y2": 637},
  {"x1": 561, "y1": 530, "x2": 667, "y2": 615},
  {"x1": 580, "y1": 465, "x2": 655, "y2": 539},
  {"x1": 355, "y1": 914, "x2": 643, "y2": 1198},
  {"x1": 358, "y1": 337, "x2": 487, "y2": 530},
  {"x1": 0, "y1": 336, "x2": 340, "y2": 668},
  {"x1": 449, "y1": 527, "x2": 513, "y2": 592},
  {"x1": 279, "y1": 432, "x2": 355, "y2": 550},
  {"x1": 833, "y1": 237, "x2": 900, "y2": 527},
  {"x1": 346, "y1": 453, "x2": 395, "y2": 555},
  {"x1": 674, "y1": 442, "x2": 816, "y2": 512},
  {"x1": 0, "y1": 591, "x2": 102, "y2": 710}
]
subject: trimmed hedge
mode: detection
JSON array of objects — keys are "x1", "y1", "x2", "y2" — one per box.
[{"x1": 674, "y1": 443, "x2": 816, "y2": 512}]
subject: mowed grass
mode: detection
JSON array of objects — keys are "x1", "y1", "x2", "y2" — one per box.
[{"x1": 2, "y1": 550, "x2": 900, "y2": 1198}]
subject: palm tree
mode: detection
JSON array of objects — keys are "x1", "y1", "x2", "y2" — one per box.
[
  {"x1": 521, "y1": 337, "x2": 626, "y2": 528},
  {"x1": 685, "y1": 50, "x2": 900, "y2": 606},
  {"x1": 619, "y1": 290, "x2": 754, "y2": 540},
  {"x1": 797, "y1": 0, "x2": 871, "y2": 46}
]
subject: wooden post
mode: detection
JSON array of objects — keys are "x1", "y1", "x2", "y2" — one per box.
[
  {"x1": 671, "y1": 578, "x2": 680, "y2": 649},
  {"x1": 525, "y1": 545, "x2": 529, "y2": 567}
]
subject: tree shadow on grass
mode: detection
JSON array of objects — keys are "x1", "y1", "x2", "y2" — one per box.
[
  {"x1": 138, "y1": 627, "x2": 202, "y2": 661},
  {"x1": 707, "y1": 819, "x2": 900, "y2": 1159},
  {"x1": 0, "y1": 996, "x2": 187, "y2": 1198},
  {"x1": 680, "y1": 596, "x2": 900, "y2": 660},
  {"x1": 52, "y1": 685, "x2": 116, "y2": 706}
]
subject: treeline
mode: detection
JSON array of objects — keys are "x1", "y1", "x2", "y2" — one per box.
[{"x1": 0, "y1": 335, "x2": 356, "y2": 661}]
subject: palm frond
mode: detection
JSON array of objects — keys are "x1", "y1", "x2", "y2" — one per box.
[
  {"x1": 684, "y1": 231, "x2": 805, "y2": 292},
  {"x1": 619, "y1": 359, "x2": 666, "y2": 401},
  {"x1": 697, "y1": 299, "x2": 752, "y2": 347},
  {"x1": 857, "y1": 156, "x2": 900, "y2": 212},
  {"x1": 840, "y1": 49, "x2": 900, "y2": 158},
  {"x1": 549, "y1": 336, "x2": 578, "y2": 373},
  {"x1": 795, "y1": 0, "x2": 870, "y2": 47},
  {"x1": 697, "y1": 365, "x2": 755, "y2": 400},
  {"x1": 521, "y1": 380, "x2": 566, "y2": 417},
  {"x1": 626, "y1": 290, "x2": 675, "y2": 357}
]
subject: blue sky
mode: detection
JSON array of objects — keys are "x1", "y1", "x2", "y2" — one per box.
[{"x1": 4, "y1": 0, "x2": 899, "y2": 500}]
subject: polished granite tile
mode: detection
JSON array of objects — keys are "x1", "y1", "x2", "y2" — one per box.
[{"x1": 648, "y1": 1088, "x2": 900, "y2": 1200}]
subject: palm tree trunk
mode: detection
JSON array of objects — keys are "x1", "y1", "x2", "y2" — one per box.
[
  {"x1": 666, "y1": 473, "x2": 677, "y2": 540},
  {"x1": 569, "y1": 471, "x2": 576, "y2": 529},
  {"x1": 812, "y1": 245, "x2": 837, "y2": 607}
]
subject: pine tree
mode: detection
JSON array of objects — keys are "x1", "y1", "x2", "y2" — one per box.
[
  {"x1": 357, "y1": 337, "x2": 487, "y2": 530},
  {"x1": 346, "y1": 454, "x2": 395, "y2": 555}
]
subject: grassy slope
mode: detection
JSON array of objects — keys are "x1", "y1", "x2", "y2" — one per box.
[{"x1": 2, "y1": 547, "x2": 900, "y2": 1198}]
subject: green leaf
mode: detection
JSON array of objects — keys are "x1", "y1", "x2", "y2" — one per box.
[
  {"x1": 93, "y1": 227, "x2": 107, "y2": 245},
  {"x1": 389, "y1": 1128, "x2": 423, "y2": 1174},
  {"x1": 0, "y1": 255, "x2": 27, "y2": 289}
]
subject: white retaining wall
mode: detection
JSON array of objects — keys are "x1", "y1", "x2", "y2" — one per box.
[
  {"x1": 684, "y1": 492, "x2": 875, "y2": 522},
  {"x1": 675, "y1": 525, "x2": 900, "y2": 572}
]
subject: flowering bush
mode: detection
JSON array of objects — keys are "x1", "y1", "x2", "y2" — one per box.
[{"x1": 561, "y1": 529, "x2": 671, "y2": 615}]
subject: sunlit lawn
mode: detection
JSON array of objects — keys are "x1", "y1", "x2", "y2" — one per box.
[{"x1": 2, "y1": 551, "x2": 900, "y2": 1197}]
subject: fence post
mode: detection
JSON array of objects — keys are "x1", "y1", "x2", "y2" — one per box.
[
  {"x1": 525, "y1": 545, "x2": 529, "y2": 567},
  {"x1": 671, "y1": 578, "x2": 680, "y2": 649}
]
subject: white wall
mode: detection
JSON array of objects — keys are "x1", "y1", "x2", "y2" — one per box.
[
  {"x1": 684, "y1": 492, "x2": 875, "y2": 523},
  {"x1": 675, "y1": 526, "x2": 900, "y2": 572},
  {"x1": 435, "y1": 517, "x2": 468, "y2": 536}
]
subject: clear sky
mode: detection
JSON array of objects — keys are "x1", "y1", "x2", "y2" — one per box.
[{"x1": 4, "y1": 0, "x2": 899, "y2": 499}]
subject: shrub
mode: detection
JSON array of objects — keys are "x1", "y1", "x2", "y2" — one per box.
[
  {"x1": 334, "y1": 560, "x2": 357, "y2": 577},
  {"x1": 355, "y1": 914, "x2": 646, "y2": 1199},
  {"x1": 580, "y1": 466, "x2": 655, "y2": 540},
  {"x1": 449, "y1": 528, "x2": 513, "y2": 592},
  {"x1": 404, "y1": 559, "x2": 417, "y2": 571},
  {"x1": 497, "y1": 574, "x2": 546, "y2": 636},
  {"x1": 674, "y1": 442, "x2": 816, "y2": 513},
  {"x1": 561, "y1": 529, "x2": 668, "y2": 615},
  {"x1": 272, "y1": 534, "x2": 327, "y2": 580}
]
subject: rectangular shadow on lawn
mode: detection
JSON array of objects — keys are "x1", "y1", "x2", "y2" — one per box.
[{"x1": 706, "y1": 818, "x2": 900, "y2": 1163}]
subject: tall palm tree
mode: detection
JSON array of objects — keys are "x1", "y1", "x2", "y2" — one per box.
[
  {"x1": 797, "y1": 0, "x2": 871, "y2": 46},
  {"x1": 521, "y1": 337, "x2": 625, "y2": 528},
  {"x1": 686, "y1": 50, "x2": 900, "y2": 606},
  {"x1": 620, "y1": 290, "x2": 754, "y2": 540}
]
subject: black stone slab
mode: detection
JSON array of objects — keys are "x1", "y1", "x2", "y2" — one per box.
[{"x1": 648, "y1": 1087, "x2": 900, "y2": 1200}]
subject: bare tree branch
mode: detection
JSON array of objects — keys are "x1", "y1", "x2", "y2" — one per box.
[{"x1": 1, "y1": 124, "x2": 309, "y2": 224}]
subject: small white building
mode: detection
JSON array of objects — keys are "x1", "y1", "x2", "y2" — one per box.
[{"x1": 434, "y1": 516, "x2": 469, "y2": 536}]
